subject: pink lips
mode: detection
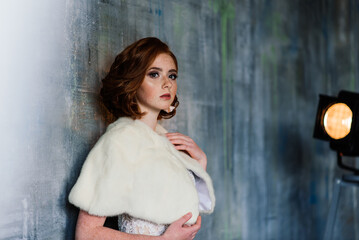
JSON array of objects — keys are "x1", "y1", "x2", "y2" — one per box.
[{"x1": 160, "y1": 93, "x2": 171, "y2": 99}]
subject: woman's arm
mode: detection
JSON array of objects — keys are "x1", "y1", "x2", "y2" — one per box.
[
  {"x1": 75, "y1": 210, "x2": 201, "y2": 240},
  {"x1": 165, "y1": 133, "x2": 207, "y2": 170}
]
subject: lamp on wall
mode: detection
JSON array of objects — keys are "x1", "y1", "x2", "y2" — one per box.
[{"x1": 313, "y1": 90, "x2": 359, "y2": 240}]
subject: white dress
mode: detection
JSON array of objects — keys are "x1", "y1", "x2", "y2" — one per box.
[
  {"x1": 119, "y1": 170, "x2": 208, "y2": 236},
  {"x1": 119, "y1": 213, "x2": 169, "y2": 236}
]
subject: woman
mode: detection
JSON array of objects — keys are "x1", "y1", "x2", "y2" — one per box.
[{"x1": 69, "y1": 37, "x2": 215, "y2": 240}]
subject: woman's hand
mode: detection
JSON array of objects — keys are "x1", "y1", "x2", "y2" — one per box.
[
  {"x1": 166, "y1": 133, "x2": 207, "y2": 170},
  {"x1": 162, "y1": 213, "x2": 201, "y2": 240}
]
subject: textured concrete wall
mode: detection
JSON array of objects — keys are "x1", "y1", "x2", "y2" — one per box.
[{"x1": 1, "y1": 0, "x2": 359, "y2": 239}]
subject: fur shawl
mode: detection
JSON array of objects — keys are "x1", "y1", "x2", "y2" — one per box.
[{"x1": 68, "y1": 117, "x2": 215, "y2": 225}]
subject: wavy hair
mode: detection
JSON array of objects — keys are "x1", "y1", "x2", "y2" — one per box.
[{"x1": 100, "y1": 37, "x2": 179, "y2": 120}]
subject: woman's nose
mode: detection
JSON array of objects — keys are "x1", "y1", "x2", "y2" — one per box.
[{"x1": 162, "y1": 76, "x2": 172, "y2": 88}]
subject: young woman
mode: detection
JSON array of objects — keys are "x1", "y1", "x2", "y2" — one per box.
[{"x1": 69, "y1": 37, "x2": 215, "y2": 240}]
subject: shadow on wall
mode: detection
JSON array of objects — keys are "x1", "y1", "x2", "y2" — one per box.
[{"x1": 63, "y1": 92, "x2": 118, "y2": 238}]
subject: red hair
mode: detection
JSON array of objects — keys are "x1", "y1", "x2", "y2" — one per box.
[{"x1": 100, "y1": 37, "x2": 179, "y2": 120}]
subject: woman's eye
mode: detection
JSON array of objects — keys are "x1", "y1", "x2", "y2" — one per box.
[
  {"x1": 148, "y1": 72, "x2": 159, "y2": 78},
  {"x1": 169, "y1": 74, "x2": 177, "y2": 80}
]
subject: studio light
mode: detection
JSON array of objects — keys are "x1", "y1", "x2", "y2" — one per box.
[
  {"x1": 313, "y1": 90, "x2": 359, "y2": 158},
  {"x1": 323, "y1": 103, "x2": 352, "y2": 140},
  {"x1": 314, "y1": 90, "x2": 359, "y2": 240}
]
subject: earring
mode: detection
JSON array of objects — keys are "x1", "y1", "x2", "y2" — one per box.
[{"x1": 165, "y1": 106, "x2": 175, "y2": 113}]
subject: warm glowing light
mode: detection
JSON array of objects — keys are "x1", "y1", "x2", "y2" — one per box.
[{"x1": 323, "y1": 103, "x2": 352, "y2": 139}]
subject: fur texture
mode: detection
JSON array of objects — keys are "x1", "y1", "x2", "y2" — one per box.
[{"x1": 69, "y1": 117, "x2": 215, "y2": 225}]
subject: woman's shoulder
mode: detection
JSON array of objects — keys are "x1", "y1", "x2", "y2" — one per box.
[
  {"x1": 105, "y1": 117, "x2": 140, "y2": 136},
  {"x1": 90, "y1": 117, "x2": 141, "y2": 149},
  {"x1": 99, "y1": 117, "x2": 164, "y2": 149}
]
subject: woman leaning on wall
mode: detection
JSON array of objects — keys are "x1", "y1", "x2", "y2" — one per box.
[{"x1": 68, "y1": 37, "x2": 215, "y2": 240}]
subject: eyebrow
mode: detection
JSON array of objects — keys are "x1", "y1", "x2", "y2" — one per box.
[{"x1": 148, "y1": 67, "x2": 177, "y2": 73}]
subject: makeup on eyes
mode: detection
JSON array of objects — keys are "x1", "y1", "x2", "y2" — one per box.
[
  {"x1": 147, "y1": 67, "x2": 178, "y2": 79},
  {"x1": 148, "y1": 71, "x2": 159, "y2": 78}
]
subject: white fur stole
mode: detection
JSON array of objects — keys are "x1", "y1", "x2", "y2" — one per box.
[{"x1": 68, "y1": 117, "x2": 215, "y2": 225}]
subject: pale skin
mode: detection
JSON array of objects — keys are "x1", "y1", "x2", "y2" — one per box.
[{"x1": 75, "y1": 53, "x2": 207, "y2": 240}]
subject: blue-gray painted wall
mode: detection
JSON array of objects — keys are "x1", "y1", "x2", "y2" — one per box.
[{"x1": 1, "y1": 0, "x2": 359, "y2": 239}]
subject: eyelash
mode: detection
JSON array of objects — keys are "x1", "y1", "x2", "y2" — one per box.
[
  {"x1": 148, "y1": 72, "x2": 159, "y2": 78},
  {"x1": 169, "y1": 74, "x2": 177, "y2": 80},
  {"x1": 148, "y1": 72, "x2": 178, "y2": 80}
]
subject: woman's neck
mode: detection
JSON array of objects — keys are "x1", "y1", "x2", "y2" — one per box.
[{"x1": 138, "y1": 111, "x2": 159, "y2": 131}]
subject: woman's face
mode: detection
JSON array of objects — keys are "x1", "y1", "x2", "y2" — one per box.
[{"x1": 136, "y1": 53, "x2": 178, "y2": 115}]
